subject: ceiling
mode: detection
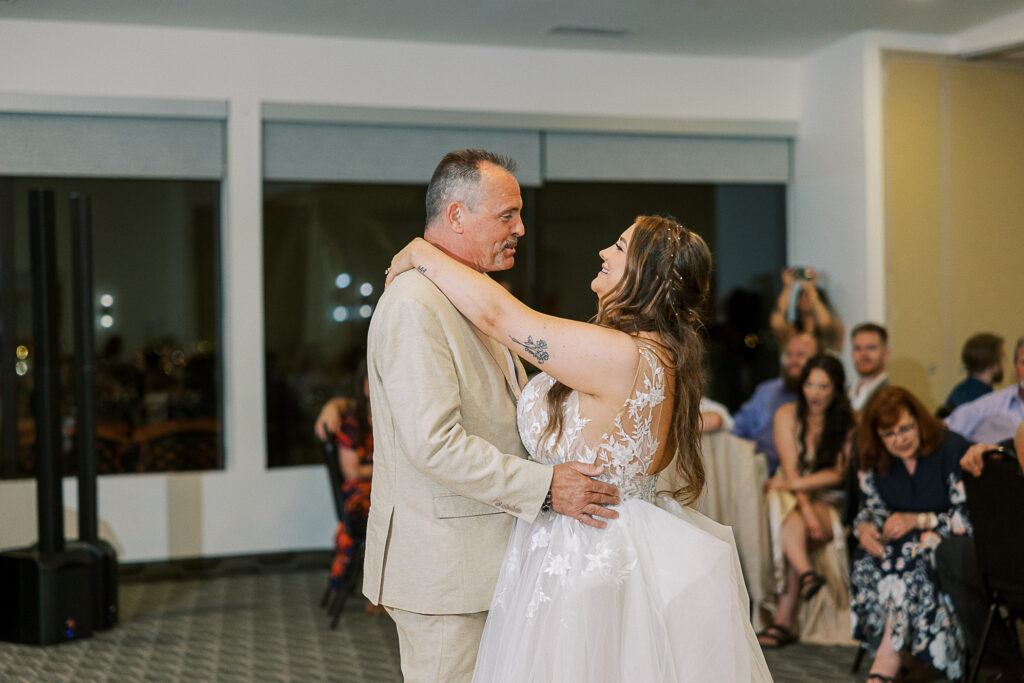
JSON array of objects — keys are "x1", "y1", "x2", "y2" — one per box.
[{"x1": 1, "y1": 0, "x2": 1023, "y2": 59}]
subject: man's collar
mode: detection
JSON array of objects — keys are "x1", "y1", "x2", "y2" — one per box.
[{"x1": 854, "y1": 372, "x2": 888, "y2": 392}]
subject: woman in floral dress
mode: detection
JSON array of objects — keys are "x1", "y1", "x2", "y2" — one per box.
[{"x1": 851, "y1": 386, "x2": 972, "y2": 682}]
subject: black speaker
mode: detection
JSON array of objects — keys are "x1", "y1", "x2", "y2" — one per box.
[
  {"x1": 0, "y1": 189, "x2": 106, "y2": 646},
  {"x1": 70, "y1": 193, "x2": 119, "y2": 631},
  {"x1": 0, "y1": 547, "x2": 96, "y2": 645},
  {"x1": 66, "y1": 540, "x2": 119, "y2": 629}
]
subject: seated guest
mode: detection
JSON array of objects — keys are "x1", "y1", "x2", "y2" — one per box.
[
  {"x1": 314, "y1": 363, "x2": 377, "y2": 611},
  {"x1": 757, "y1": 354, "x2": 855, "y2": 649},
  {"x1": 770, "y1": 267, "x2": 845, "y2": 354},
  {"x1": 938, "y1": 332, "x2": 1005, "y2": 417},
  {"x1": 946, "y1": 335, "x2": 1024, "y2": 443},
  {"x1": 848, "y1": 322, "x2": 890, "y2": 413},
  {"x1": 851, "y1": 386, "x2": 972, "y2": 682},
  {"x1": 700, "y1": 396, "x2": 733, "y2": 433},
  {"x1": 732, "y1": 332, "x2": 818, "y2": 474},
  {"x1": 935, "y1": 420, "x2": 1024, "y2": 674}
]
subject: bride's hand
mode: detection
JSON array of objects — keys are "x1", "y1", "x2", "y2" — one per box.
[{"x1": 385, "y1": 238, "x2": 427, "y2": 288}]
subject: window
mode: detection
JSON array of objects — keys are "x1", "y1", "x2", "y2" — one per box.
[
  {"x1": 262, "y1": 178, "x2": 787, "y2": 467},
  {"x1": 263, "y1": 182, "x2": 424, "y2": 467},
  {"x1": 0, "y1": 178, "x2": 222, "y2": 478}
]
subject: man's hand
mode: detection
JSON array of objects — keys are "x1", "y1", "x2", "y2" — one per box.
[
  {"x1": 550, "y1": 462, "x2": 620, "y2": 529},
  {"x1": 960, "y1": 442, "x2": 997, "y2": 477},
  {"x1": 700, "y1": 411, "x2": 723, "y2": 433},
  {"x1": 857, "y1": 522, "x2": 885, "y2": 558}
]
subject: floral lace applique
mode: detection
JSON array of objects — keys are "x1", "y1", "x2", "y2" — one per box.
[
  {"x1": 504, "y1": 340, "x2": 668, "y2": 623},
  {"x1": 517, "y1": 341, "x2": 668, "y2": 505}
]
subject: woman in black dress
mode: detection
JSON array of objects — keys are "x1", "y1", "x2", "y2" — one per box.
[{"x1": 851, "y1": 386, "x2": 972, "y2": 682}]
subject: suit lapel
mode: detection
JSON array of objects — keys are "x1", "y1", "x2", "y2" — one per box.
[{"x1": 469, "y1": 325, "x2": 521, "y2": 401}]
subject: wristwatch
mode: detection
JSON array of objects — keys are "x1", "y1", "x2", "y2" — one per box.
[
  {"x1": 917, "y1": 512, "x2": 936, "y2": 529},
  {"x1": 541, "y1": 485, "x2": 553, "y2": 512}
]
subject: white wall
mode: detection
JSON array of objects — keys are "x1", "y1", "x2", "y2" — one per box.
[
  {"x1": 786, "y1": 26, "x2": 1020, "y2": 371},
  {"x1": 787, "y1": 32, "x2": 951, "y2": 335},
  {"x1": 0, "y1": 19, "x2": 801, "y2": 562}
]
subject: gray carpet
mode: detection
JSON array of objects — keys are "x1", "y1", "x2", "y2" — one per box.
[
  {"x1": 0, "y1": 570, "x2": 401, "y2": 682},
  {"x1": 0, "y1": 567, "x2": 962, "y2": 682}
]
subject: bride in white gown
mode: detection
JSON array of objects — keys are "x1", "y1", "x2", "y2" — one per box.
[{"x1": 387, "y1": 215, "x2": 771, "y2": 682}]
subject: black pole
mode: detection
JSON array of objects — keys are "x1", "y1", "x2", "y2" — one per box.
[
  {"x1": 0, "y1": 183, "x2": 17, "y2": 479},
  {"x1": 70, "y1": 194, "x2": 98, "y2": 542},
  {"x1": 29, "y1": 189, "x2": 64, "y2": 555}
]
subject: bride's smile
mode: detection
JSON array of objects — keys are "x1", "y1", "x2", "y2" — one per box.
[{"x1": 591, "y1": 224, "x2": 634, "y2": 297}]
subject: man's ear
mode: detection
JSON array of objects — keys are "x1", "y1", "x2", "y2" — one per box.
[{"x1": 445, "y1": 201, "x2": 465, "y2": 234}]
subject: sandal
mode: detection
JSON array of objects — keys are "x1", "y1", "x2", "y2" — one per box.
[
  {"x1": 798, "y1": 570, "x2": 825, "y2": 600},
  {"x1": 756, "y1": 622, "x2": 797, "y2": 649},
  {"x1": 865, "y1": 674, "x2": 896, "y2": 682}
]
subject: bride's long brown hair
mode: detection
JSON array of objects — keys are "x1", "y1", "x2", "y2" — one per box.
[{"x1": 540, "y1": 215, "x2": 711, "y2": 505}]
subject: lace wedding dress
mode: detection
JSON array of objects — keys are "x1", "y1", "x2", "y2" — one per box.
[{"x1": 472, "y1": 341, "x2": 772, "y2": 682}]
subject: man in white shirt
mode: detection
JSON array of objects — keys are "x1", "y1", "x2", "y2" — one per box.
[{"x1": 847, "y1": 322, "x2": 890, "y2": 412}]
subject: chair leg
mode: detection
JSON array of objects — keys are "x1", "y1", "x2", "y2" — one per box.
[
  {"x1": 329, "y1": 589, "x2": 350, "y2": 629},
  {"x1": 851, "y1": 644, "x2": 866, "y2": 673},
  {"x1": 968, "y1": 603, "x2": 999, "y2": 683},
  {"x1": 320, "y1": 584, "x2": 333, "y2": 608}
]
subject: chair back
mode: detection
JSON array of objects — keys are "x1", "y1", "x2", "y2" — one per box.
[
  {"x1": 322, "y1": 439, "x2": 348, "y2": 525},
  {"x1": 962, "y1": 449, "x2": 1024, "y2": 613}
]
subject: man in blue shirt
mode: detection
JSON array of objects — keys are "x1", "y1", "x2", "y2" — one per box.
[
  {"x1": 939, "y1": 332, "x2": 1003, "y2": 416},
  {"x1": 945, "y1": 334, "x2": 1024, "y2": 444},
  {"x1": 731, "y1": 332, "x2": 818, "y2": 473}
]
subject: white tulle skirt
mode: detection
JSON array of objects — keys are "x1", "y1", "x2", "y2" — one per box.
[{"x1": 472, "y1": 495, "x2": 772, "y2": 682}]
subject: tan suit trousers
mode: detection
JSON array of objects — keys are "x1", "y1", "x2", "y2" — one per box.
[{"x1": 384, "y1": 606, "x2": 487, "y2": 683}]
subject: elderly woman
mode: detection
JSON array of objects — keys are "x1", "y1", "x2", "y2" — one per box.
[{"x1": 851, "y1": 386, "x2": 972, "y2": 683}]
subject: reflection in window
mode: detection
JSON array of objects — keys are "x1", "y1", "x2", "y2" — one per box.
[
  {"x1": 263, "y1": 183, "x2": 425, "y2": 467},
  {"x1": 0, "y1": 178, "x2": 222, "y2": 479},
  {"x1": 262, "y1": 180, "x2": 787, "y2": 468},
  {"x1": 535, "y1": 182, "x2": 787, "y2": 410}
]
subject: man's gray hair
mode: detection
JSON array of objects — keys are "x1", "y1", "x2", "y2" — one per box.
[{"x1": 425, "y1": 149, "x2": 517, "y2": 227}]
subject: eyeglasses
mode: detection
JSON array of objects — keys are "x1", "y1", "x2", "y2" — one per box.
[{"x1": 878, "y1": 422, "x2": 917, "y2": 441}]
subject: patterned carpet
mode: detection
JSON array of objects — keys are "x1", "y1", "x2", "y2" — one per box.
[
  {"x1": 0, "y1": 569, "x2": 401, "y2": 682},
  {"x1": 0, "y1": 564, "x2": 964, "y2": 682}
]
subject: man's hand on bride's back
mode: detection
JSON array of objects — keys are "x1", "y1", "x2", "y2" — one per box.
[{"x1": 550, "y1": 462, "x2": 620, "y2": 529}]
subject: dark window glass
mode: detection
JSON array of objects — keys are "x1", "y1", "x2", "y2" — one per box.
[
  {"x1": 0, "y1": 178, "x2": 222, "y2": 479},
  {"x1": 263, "y1": 183, "x2": 424, "y2": 468},
  {"x1": 262, "y1": 180, "x2": 786, "y2": 468},
  {"x1": 534, "y1": 182, "x2": 786, "y2": 411}
]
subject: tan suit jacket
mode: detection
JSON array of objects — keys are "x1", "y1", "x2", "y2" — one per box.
[{"x1": 363, "y1": 271, "x2": 552, "y2": 615}]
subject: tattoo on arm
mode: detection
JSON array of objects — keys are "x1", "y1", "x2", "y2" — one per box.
[
  {"x1": 510, "y1": 335, "x2": 550, "y2": 364},
  {"x1": 416, "y1": 265, "x2": 427, "y2": 275}
]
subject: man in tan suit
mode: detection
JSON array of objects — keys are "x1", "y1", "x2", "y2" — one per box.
[{"x1": 364, "y1": 149, "x2": 618, "y2": 682}]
